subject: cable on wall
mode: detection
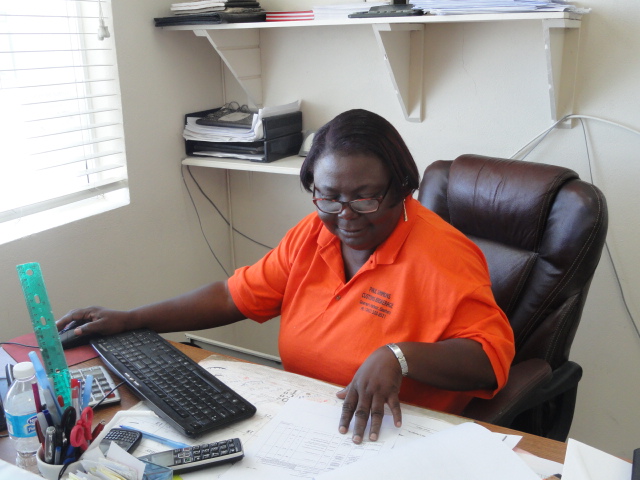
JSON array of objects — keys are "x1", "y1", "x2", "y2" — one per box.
[
  {"x1": 180, "y1": 165, "x2": 275, "y2": 277},
  {"x1": 510, "y1": 113, "x2": 640, "y2": 340},
  {"x1": 180, "y1": 166, "x2": 231, "y2": 276}
]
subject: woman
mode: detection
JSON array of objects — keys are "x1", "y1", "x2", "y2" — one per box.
[{"x1": 57, "y1": 109, "x2": 515, "y2": 444}]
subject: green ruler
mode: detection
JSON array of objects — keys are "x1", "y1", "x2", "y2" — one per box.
[{"x1": 16, "y1": 262, "x2": 72, "y2": 408}]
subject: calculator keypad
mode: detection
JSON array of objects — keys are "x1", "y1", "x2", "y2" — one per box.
[{"x1": 70, "y1": 365, "x2": 121, "y2": 407}]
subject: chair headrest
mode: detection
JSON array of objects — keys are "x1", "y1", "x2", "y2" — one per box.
[{"x1": 447, "y1": 154, "x2": 579, "y2": 251}]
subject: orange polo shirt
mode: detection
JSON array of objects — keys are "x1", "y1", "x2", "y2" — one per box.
[{"x1": 228, "y1": 197, "x2": 514, "y2": 414}]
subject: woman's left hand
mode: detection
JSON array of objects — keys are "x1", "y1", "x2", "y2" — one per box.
[{"x1": 336, "y1": 345, "x2": 403, "y2": 444}]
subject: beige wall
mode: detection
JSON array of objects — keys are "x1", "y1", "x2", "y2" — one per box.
[{"x1": 1, "y1": 0, "x2": 639, "y2": 459}]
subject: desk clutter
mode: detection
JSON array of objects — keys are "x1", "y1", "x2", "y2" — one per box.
[
  {"x1": 183, "y1": 100, "x2": 303, "y2": 162},
  {"x1": 154, "y1": 0, "x2": 588, "y2": 25}
]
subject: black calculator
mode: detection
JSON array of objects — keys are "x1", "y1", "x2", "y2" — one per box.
[
  {"x1": 99, "y1": 428, "x2": 143, "y2": 454},
  {"x1": 70, "y1": 365, "x2": 121, "y2": 408},
  {"x1": 137, "y1": 438, "x2": 244, "y2": 473}
]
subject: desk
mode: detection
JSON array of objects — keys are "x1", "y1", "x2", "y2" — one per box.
[{"x1": 0, "y1": 342, "x2": 567, "y2": 466}]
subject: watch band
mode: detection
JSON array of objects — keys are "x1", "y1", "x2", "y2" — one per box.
[{"x1": 387, "y1": 343, "x2": 408, "y2": 377}]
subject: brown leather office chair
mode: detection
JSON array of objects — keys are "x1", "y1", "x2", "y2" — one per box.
[{"x1": 418, "y1": 154, "x2": 608, "y2": 441}]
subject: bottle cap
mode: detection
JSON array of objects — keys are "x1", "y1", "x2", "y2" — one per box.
[{"x1": 13, "y1": 362, "x2": 35, "y2": 380}]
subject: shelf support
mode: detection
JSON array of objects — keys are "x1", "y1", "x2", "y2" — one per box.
[
  {"x1": 372, "y1": 23, "x2": 424, "y2": 122},
  {"x1": 542, "y1": 18, "x2": 581, "y2": 128},
  {"x1": 195, "y1": 29, "x2": 263, "y2": 107}
]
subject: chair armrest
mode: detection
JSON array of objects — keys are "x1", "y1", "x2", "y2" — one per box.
[{"x1": 463, "y1": 358, "x2": 552, "y2": 425}]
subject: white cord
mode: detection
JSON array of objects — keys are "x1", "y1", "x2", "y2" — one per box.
[
  {"x1": 510, "y1": 114, "x2": 640, "y2": 160},
  {"x1": 509, "y1": 113, "x2": 640, "y2": 339},
  {"x1": 98, "y1": 0, "x2": 111, "y2": 41}
]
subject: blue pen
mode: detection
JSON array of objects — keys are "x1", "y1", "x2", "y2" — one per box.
[
  {"x1": 62, "y1": 444, "x2": 77, "y2": 464},
  {"x1": 42, "y1": 409, "x2": 54, "y2": 428},
  {"x1": 82, "y1": 374, "x2": 94, "y2": 409},
  {"x1": 119, "y1": 425, "x2": 190, "y2": 449}
]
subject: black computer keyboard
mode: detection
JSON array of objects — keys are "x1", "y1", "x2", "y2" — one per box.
[{"x1": 90, "y1": 329, "x2": 256, "y2": 437}]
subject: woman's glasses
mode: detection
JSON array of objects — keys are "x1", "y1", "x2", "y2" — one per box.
[{"x1": 312, "y1": 181, "x2": 392, "y2": 214}]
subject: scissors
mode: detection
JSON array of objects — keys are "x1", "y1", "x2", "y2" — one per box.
[
  {"x1": 60, "y1": 407, "x2": 76, "y2": 446},
  {"x1": 70, "y1": 407, "x2": 94, "y2": 451}
]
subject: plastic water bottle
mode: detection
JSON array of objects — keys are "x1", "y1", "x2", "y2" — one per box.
[{"x1": 4, "y1": 362, "x2": 40, "y2": 472}]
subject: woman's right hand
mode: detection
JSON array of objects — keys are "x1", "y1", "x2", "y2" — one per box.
[{"x1": 56, "y1": 307, "x2": 134, "y2": 337}]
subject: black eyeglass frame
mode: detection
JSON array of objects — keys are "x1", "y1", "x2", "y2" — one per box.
[{"x1": 312, "y1": 180, "x2": 393, "y2": 215}]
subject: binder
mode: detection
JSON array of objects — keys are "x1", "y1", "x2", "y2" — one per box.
[{"x1": 184, "y1": 109, "x2": 303, "y2": 163}]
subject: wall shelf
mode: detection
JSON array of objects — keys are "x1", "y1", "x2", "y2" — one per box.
[
  {"x1": 162, "y1": 12, "x2": 583, "y2": 124},
  {"x1": 182, "y1": 155, "x2": 303, "y2": 175}
]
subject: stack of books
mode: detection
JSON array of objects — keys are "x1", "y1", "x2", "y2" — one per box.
[
  {"x1": 155, "y1": 0, "x2": 266, "y2": 26},
  {"x1": 170, "y1": 0, "x2": 263, "y2": 14},
  {"x1": 265, "y1": 11, "x2": 315, "y2": 21}
]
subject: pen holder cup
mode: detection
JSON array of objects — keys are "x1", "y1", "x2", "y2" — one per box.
[{"x1": 36, "y1": 445, "x2": 65, "y2": 480}]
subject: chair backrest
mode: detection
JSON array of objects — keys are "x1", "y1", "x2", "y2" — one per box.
[{"x1": 418, "y1": 154, "x2": 608, "y2": 369}]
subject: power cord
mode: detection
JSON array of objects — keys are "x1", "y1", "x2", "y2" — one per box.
[
  {"x1": 181, "y1": 166, "x2": 231, "y2": 276},
  {"x1": 510, "y1": 113, "x2": 640, "y2": 340},
  {"x1": 180, "y1": 165, "x2": 275, "y2": 277},
  {"x1": 0, "y1": 341, "x2": 39, "y2": 349}
]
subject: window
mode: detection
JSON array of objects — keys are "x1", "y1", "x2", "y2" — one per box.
[{"x1": 0, "y1": 0, "x2": 128, "y2": 244}]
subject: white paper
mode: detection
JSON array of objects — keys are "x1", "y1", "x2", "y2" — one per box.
[
  {"x1": 315, "y1": 422, "x2": 539, "y2": 480},
  {"x1": 514, "y1": 447, "x2": 564, "y2": 479},
  {"x1": 562, "y1": 438, "x2": 631, "y2": 480},
  {"x1": 220, "y1": 398, "x2": 403, "y2": 479},
  {"x1": 96, "y1": 356, "x2": 465, "y2": 479},
  {"x1": 106, "y1": 441, "x2": 147, "y2": 480},
  {"x1": 0, "y1": 458, "x2": 42, "y2": 480}
]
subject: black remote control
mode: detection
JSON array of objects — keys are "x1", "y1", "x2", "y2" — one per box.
[
  {"x1": 136, "y1": 438, "x2": 244, "y2": 473},
  {"x1": 99, "y1": 428, "x2": 143, "y2": 454}
]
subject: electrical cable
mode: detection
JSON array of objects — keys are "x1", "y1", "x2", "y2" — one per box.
[
  {"x1": 510, "y1": 113, "x2": 640, "y2": 340},
  {"x1": 0, "y1": 342, "x2": 39, "y2": 349},
  {"x1": 185, "y1": 166, "x2": 274, "y2": 250},
  {"x1": 180, "y1": 166, "x2": 230, "y2": 277},
  {"x1": 181, "y1": 165, "x2": 275, "y2": 271}
]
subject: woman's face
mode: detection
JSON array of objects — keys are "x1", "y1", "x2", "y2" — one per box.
[{"x1": 312, "y1": 151, "x2": 403, "y2": 252}]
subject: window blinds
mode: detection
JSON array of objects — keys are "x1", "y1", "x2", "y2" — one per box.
[{"x1": 0, "y1": 0, "x2": 127, "y2": 223}]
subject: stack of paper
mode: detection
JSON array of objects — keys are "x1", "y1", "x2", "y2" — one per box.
[
  {"x1": 313, "y1": 2, "x2": 391, "y2": 20},
  {"x1": 412, "y1": 0, "x2": 589, "y2": 15},
  {"x1": 183, "y1": 100, "x2": 300, "y2": 143}
]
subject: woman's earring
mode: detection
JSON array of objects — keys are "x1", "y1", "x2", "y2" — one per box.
[{"x1": 403, "y1": 198, "x2": 408, "y2": 222}]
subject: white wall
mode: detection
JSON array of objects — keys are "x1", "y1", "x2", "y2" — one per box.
[
  {"x1": 1, "y1": 0, "x2": 639, "y2": 459},
  {"x1": 0, "y1": 2, "x2": 228, "y2": 343}
]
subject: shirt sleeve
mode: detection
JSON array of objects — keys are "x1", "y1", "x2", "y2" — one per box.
[
  {"x1": 228, "y1": 213, "x2": 319, "y2": 323},
  {"x1": 444, "y1": 285, "x2": 515, "y2": 399}
]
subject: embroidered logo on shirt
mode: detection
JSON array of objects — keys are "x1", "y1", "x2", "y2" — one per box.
[{"x1": 360, "y1": 287, "x2": 394, "y2": 319}]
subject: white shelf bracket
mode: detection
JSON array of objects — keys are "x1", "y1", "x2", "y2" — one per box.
[
  {"x1": 195, "y1": 28, "x2": 264, "y2": 107},
  {"x1": 542, "y1": 18, "x2": 581, "y2": 128},
  {"x1": 372, "y1": 23, "x2": 424, "y2": 123}
]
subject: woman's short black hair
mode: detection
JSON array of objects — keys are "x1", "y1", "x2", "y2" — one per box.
[{"x1": 300, "y1": 109, "x2": 420, "y2": 200}]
